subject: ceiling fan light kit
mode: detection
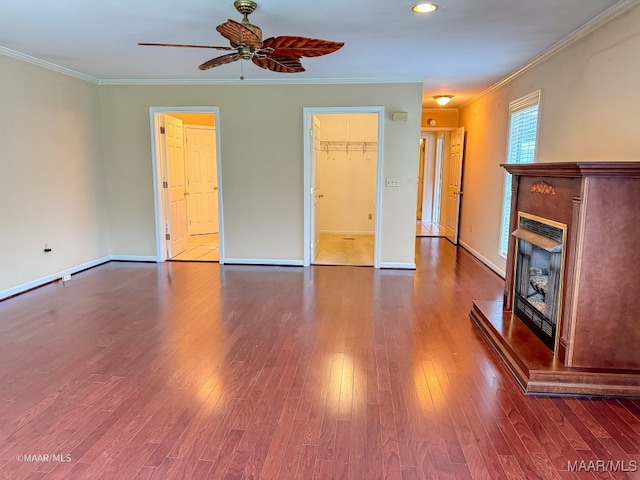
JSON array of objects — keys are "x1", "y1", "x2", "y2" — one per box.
[{"x1": 139, "y1": 0, "x2": 344, "y2": 76}]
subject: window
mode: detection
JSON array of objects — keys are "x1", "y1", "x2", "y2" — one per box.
[{"x1": 499, "y1": 90, "x2": 541, "y2": 256}]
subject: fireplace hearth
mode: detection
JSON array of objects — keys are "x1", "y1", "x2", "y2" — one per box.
[{"x1": 470, "y1": 162, "x2": 640, "y2": 396}]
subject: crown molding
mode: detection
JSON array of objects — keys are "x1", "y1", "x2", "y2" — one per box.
[
  {"x1": 0, "y1": 46, "x2": 99, "y2": 84},
  {"x1": 98, "y1": 77, "x2": 423, "y2": 86},
  {"x1": 461, "y1": 0, "x2": 640, "y2": 108},
  {"x1": 421, "y1": 107, "x2": 458, "y2": 112},
  {"x1": 1, "y1": 43, "x2": 422, "y2": 87}
]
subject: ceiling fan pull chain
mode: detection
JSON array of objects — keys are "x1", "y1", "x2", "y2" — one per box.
[{"x1": 240, "y1": 59, "x2": 245, "y2": 80}]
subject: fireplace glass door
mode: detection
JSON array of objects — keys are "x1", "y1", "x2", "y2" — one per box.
[{"x1": 512, "y1": 213, "x2": 567, "y2": 351}]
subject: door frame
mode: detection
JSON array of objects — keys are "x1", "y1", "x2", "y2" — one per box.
[
  {"x1": 302, "y1": 106, "x2": 385, "y2": 268},
  {"x1": 149, "y1": 106, "x2": 224, "y2": 262}
]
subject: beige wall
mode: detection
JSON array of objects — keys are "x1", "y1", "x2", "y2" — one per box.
[
  {"x1": 100, "y1": 83, "x2": 423, "y2": 264},
  {"x1": 0, "y1": 55, "x2": 109, "y2": 295},
  {"x1": 458, "y1": 4, "x2": 640, "y2": 274}
]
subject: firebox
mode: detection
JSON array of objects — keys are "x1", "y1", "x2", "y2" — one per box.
[{"x1": 512, "y1": 213, "x2": 567, "y2": 351}]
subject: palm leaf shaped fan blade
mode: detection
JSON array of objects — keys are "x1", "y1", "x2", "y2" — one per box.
[{"x1": 199, "y1": 52, "x2": 242, "y2": 71}]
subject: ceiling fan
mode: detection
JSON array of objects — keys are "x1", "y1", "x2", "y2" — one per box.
[{"x1": 139, "y1": 0, "x2": 344, "y2": 74}]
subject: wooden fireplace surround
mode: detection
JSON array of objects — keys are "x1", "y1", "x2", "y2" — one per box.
[{"x1": 470, "y1": 162, "x2": 640, "y2": 396}]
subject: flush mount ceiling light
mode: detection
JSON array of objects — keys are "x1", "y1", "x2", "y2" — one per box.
[
  {"x1": 434, "y1": 95, "x2": 453, "y2": 106},
  {"x1": 412, "y1": 3, "x2": 438, "y2": 13}
]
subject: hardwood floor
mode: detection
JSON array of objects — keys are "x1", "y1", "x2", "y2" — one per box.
[{"x1": 0, "y1": 238, "x2": 639, "y2": 479}]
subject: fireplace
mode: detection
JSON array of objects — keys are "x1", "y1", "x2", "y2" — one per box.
[
  {"x1": 511, "y1": 213, "x2": 566, "y2": 350},
  {"x1": 470, "y1": 162, "x2": 640, "y2": 396}
]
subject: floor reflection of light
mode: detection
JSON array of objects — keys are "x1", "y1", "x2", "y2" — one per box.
[
  {"x1": 163, "y1": 265, "x2": 226, "y2": 412},
  {"x1": 413, "y1": 361, "x2": 433, "y2": 410},
  {"x1": 323, "y1": 353, "x2": 360, "y2": 419},
  {"x1": 200, "y1": 372, "x2": 226, "y2": 414},
  {"x1": 195, "y1": 368, "x2": 222, "y2": 407},
  {"x1": 421, "y1": 360, "x2": 446, "y2": 411}
]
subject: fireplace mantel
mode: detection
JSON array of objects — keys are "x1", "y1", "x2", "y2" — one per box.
[
  {"x1": 470, "y1": 161, "x2": 640, "y2": 396},
  {"x1": 502, "y1": 161, "x2": 640, "y2": 178}
]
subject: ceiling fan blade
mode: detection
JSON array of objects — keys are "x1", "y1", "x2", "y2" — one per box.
[
  {"x1": 260, "y1": 36, "x2": 344, "y2": 58},
  {"x1": 216, "y1": 19, "x2": 263, "y2": 49},
  {"x1": 252, "y1": 56, "x2": 305, "y2": 73},
  {"x1": 198, "y1": 52, "x2": 242, "y2": 71},
  {"x1": 138, "y1": 42, "x2": 235, "y2": 51}
]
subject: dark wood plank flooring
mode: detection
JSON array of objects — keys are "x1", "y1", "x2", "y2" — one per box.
[{"x1": 0, "y1": 238, "x2": 639, "y2": 479}]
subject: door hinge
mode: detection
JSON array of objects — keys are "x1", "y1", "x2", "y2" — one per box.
[
  {"x1": 162, "y1": 181, "x2": 168, "y2": 188},
  {"x1": 165, "y1": 233, "x2": 171, "y2": 241},
  {"x1": 160, "y1": 126, "x2": 165, "y2": 134}
]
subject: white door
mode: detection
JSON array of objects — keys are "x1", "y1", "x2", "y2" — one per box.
[
  {"x1": 185, "y1": 126, "x2": 219, "y2": 235},
  {"x1": 445, "y1": 126, "x2": 465, "y2": 244},
  {"x1": 165, "y1": 115, "x2": 189, "y2": 257},
  {"x1": 310, "y1": 117, "x2": 322, "y2": 261}
]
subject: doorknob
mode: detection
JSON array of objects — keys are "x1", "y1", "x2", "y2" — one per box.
[
  {"x1": 184, "y1": 191, "x2": 189, "y2": 195},
  {"x1": 213, "y1": 186, "x2": 218, "y2": 191},
  {"x1": 317, "y1": 194, "x2": 324, "y2": 198}
]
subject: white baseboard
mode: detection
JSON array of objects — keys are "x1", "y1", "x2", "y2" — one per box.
[
  {"x1": 458, "y1": 240, "x2": 506, "y2": 278},
  {"x1": 0, "y1": 256, "x2": 111, "y2": 301},
  {"x1": 379, "y1": 262, "x2": 416, "y2": 270},
  {"x1": 110, "y1": 255, "x2": 157, "y2": 262},
  {"x1": 0, "y1": 255, "x2": 162, "y2": 301},
  {"x1": 222, "y1": 258, "x2": 304, "y2": 267}
]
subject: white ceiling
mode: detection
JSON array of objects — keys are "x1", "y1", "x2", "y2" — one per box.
[{"x1": 0, "y1": 0, "x2": 630, "y2": 107}]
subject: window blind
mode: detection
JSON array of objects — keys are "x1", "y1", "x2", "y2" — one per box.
[{"x1": 499, "y1": 91, "x2": 541, "y2": 256}]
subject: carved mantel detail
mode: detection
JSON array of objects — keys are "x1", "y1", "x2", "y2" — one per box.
[{"x1": 531, "y1": 181, "x2": 555, "y2": 195}]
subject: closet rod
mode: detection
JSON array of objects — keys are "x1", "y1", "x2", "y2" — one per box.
[{"x1": 319, "y1": 141, "x2": 378, "y2": 154}]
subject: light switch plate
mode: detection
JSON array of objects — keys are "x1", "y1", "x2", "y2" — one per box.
[
  {"x1": 391, "y1": 112, "x2": 409, "y2": 122},
  {"x1": 385, "y1": 177, "x2": 400, "y2": 187}
]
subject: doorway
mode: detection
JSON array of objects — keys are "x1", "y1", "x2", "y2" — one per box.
[
  {"x1": 303, "y1": 107, "x2": 384, "y2": 267},
  {"x1": 416, "y1": 132, "x2": 447, "y2": 237},
  {"x1": 150, "y1": 107, "x2": 224, "y2": 263},
  {"x1": 415, "y1": 127, "x2": 465, "y2": 242}
]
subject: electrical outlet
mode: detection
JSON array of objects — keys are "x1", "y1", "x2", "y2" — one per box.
[{"x1": 62, "y1": 274, "x2": 71, "y2": 282}]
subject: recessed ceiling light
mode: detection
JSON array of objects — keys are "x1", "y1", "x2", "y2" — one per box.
[{"x1": 412, "y1": 3, "x2": 438, "y2": 13}]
